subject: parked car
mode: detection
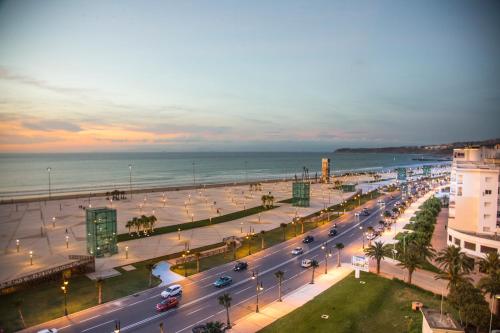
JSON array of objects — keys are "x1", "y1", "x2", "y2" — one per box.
[
  {"x1": 192, "y1": 323, "x2": 228, "y2": 333},
  {"x1": 156, "y1": 297, "x2": 179, "y2": 312},
  {"x1": 362, "y1": 210, "x2": 370, "y2": 216},
  {"x1": 291, "y1": 247, "x2": 304, "y2": 255},
  {"x1": 233, "y1": 261, "x2": 248, "y2": 271},
  {"x1": 37, "y1": 330, "x2": 58, "y2": 333},
  {"x1": 214, "y1": 275, "x2": 233, "y2": 288},
  {"x1": 354, "y1": 212, "x2": 361, "y2": 217},
  {"x1": 377, "y1": 199, "x2": 385, "y2": 206},
  {"x1": 302, "y1": 235, "x2": 314, "y2": 244},
  {"x1": 161, "y1": 284, "x2": 182, "y2": 298},
  {"x1": 301, "y1": 259, "x2": 312, "y2": 268},
  {"x1": 328, "y1": 229, "x2": 338, "y2": 237}
]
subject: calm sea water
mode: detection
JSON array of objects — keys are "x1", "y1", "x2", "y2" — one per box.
[{"x1": 0, "y1": 152, "x2": 448, "y2": 199}]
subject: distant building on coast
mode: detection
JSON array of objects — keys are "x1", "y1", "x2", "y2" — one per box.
[
  {"x1": 448, "y1": 145, "x2": 500, "y2": 258},
  {"x1": 321, "y1": 158, "x2": 331, "y2": 183}
]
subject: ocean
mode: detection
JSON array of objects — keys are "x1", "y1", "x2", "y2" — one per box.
[{"x1": 0, "y1": 152, "x2": 449, "y2": 199}]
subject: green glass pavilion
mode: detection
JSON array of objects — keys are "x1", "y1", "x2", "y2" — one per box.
[
  {"x1": 86, "y1": 207, "x2": 118, "y2": 257},
  {"x1": 292, "y1": 181, "x2": 310, "y2": 207}
]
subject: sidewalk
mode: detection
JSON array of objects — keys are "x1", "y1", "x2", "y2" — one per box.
[{"x1": 228, "y1": 265, "x2": 353, "y2": 333}]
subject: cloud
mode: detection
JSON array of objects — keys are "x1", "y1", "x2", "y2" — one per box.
[
  {"x1": 0, "y1": 66, "x2": 94, "y2": 97},
  {"x1": 22, "y1": 120, "x2": 81, "y2": 132}
]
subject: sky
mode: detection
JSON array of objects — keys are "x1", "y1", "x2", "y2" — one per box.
[{"x1": 0, "y1": 0, "x2": 499, "y2": 152}]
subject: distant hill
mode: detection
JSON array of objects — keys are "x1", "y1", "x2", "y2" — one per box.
[{"x1": 335, "y1": 138, "x2": 500, "y2": 155}]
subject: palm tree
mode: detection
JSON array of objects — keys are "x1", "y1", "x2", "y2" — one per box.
[
  {"x1": 261, "y1": 195, "x2": 268, "y2": 208},
  {"x1": 132, "y1": 217, "x2": 140, "y2": 235},
  {"x1": 364, "y1": 241, "x2": 391, "y2": 274},
  {"x1": 146, "y1": 263, "x2": 155, "y2": 287},
  {"x1": 195, "y1": 252, "x2": 201, "y2": 273},
  {"x1": 218, "y1": 293, "x2": 232, "y2": 328},
  {"x1": 204, "y1": 321, "x2": 225, "y2": 333},
  {"x1": 125, "y1": 220, "x2": 133, "y2": 235},
  {"x1": 268, "y1": 195, "x2": 275, "y2": 207},
  {"x1": 335, "y1": 243, "x2": 344, "y2": 267},
  {"x1": 275, "y1": 270, "x2": 285, "y2": 301},
  {"x1": 479, "y1": 251, "x2": 500, "y2": 275},
  {"x1": 310, "y1": 260, "x2": 319, "y2": 284},
  {"x1": 13, "y1": 299, "x2": 26, "y2": 328},
  {"x1": 397, "y1": 243, "x2": 422, "y2": 285},
  {"x1": 280, "y1": 223, "x2": 287, "y2": 241},
  {"x1": 260, "y1": 230, "x2": 265, "y2": 249},
  {"x1": 435, "y1": 245, "x2": 473, "y2": 288},
  {"x1": 96, "y1": 277, "x2": 104, "y2": 304},
  {"x1": 149, "y1": 215, "x2": 157, "y2": 232}
]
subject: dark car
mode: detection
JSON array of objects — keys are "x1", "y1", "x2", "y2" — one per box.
[
  {"x1": 156, "y1": 297, "x2": 179, "y2": 312},
  {"x1": 303, "y1": 235, "x2": 314, "y2": 244},
  {"x1": 328, "y1": 229, "x2": 338, "y2": 237},
  {"x1": 192, "y1": 323, "x2": 228, "y2": 333},
  {"x1": 361, "y1": 210, "x2": 370, "y2": 216},
  {"x1": 213, "y1": 275, "x2": 233, "y2": 288},
  {"x1": 233, "y1": 261, "x2": 248, "y2": 271}
]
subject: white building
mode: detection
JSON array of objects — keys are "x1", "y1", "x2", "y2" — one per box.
[{"x1": 447, "y1": 145, "x2": 500, "y2": 258}]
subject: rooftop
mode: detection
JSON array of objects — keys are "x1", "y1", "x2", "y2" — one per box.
[{"x1": 421, "y1": 308, "x2": 463, "y2": 331}]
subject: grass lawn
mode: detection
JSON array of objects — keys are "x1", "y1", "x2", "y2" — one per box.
[
  {"x1": 117, "y1": 204, "x2": 278, "y2": 242},
  {"x1": 259, "y1": 272, "x2": 455, "y2": 333}
]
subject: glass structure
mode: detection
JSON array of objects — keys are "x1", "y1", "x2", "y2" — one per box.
[
  {"x1": 341, "y1": 184, "x2": 356, "y2": 193},
  {"x1": 86, "y1": 207, "x2": 118, "y2": 257},
  {"x1": 397, "y1": 168, "x2": 407, "y2": 181},
  {"x1": 423, "y1": 165, "x2": 431, "y2": 177},
  {"x1": 292, "y1": 182, "x2": 310, "y2": 207}
]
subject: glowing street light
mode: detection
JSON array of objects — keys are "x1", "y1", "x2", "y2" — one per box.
[
  {"x1": 16, "y1": 239, "x2": 19, "y2": 253},
  {"x1": 125, "y1": 246, "x2": 129, "y2": 259},
  {"x1": 61, "y1": 280, "x2": 69, "y2": 315},
  {"x1": 52, "y1": 216, "x2": 56, "y2": 228},
  {"x1": 29, "y1": 250, "x2": 33, "y2": 265},
  {"x1": 47, "y1": 167, "x2": 52, "y2": 199},
  {"x1": 65, "y1": 235, "x2": 69, "y2": 248},
  {"x1": 178, "y1": 228, "x2": 181, "y2": 240}
]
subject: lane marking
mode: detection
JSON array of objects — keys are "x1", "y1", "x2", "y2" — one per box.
[
  {"x1": 81, "y1": 320, "x2": 114, "y2": 332},
  {"x1": 234, "y1": 286, "x2": 252, "y2": 295},
  {"x1": 186, "y1": 307, "x2": 205, "y2": 316},
  {"x1": 79, "y1": 314, "x2": 101, "y2": 323}
]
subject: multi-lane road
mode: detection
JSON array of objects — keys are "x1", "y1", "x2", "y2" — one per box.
[{"x1": 25, "y1": 192, "x2": 401, "y2": 333}]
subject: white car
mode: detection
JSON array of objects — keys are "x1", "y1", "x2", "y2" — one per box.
[
  {"x1": 377, "y1": 200, "x2": 385, "y2": 206},
  {"x1": 37, "y1": 330, "x2": 58, "y2": 333},
  {"x1": 161, "y1": 284, "x2": 182, "y2": 298},
  {"x1": 301, "y1": 259, "x2": 312, "y2": 268},
  {"x1": 354, "y1": 212, "x2": 360, "y2": 217},
  {"x1": 291, "y1": 247, "x2": 304, "y2": 255}
]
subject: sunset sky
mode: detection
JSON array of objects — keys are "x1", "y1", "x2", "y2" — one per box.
[{"x1": 0, "y1": 0, "x2": 499, "y2": 152}]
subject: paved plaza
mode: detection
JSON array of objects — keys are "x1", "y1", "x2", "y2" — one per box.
[{"x1": 0, "y1": 174, "x2": 381, "y2": 283}]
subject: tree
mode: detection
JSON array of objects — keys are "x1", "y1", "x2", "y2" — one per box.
[
  {"x1": 280, "y1": 223, "x2": 287, "y2": 241},
  {"x1": 275, "y1": 270, "x2": 285, "y2": 302},
  {"x1": 397, "y1": 243, "x2": 422, "y2": 285},
  {"x1": 195, "y1": 252, "x2": 201, "y2": 273},
  {"x1": 218, "y1": 293, "x2": 232, "y2": 329},
  {"x1": 149, "y1": 215, "x2": 157, "y2": 232},
  {"x1": 435, "y1": 245, "x2": 472, "y2": 288},
  {"x1": 261, "y1": 195, "x2": 268, "y2": 208},
  {"x1": 146, "y1": 263, "x2": 155, "y2": 287},
  {"x1": 310, "y1": 260, "x2": 319, "y2": 284},
  {"x1": 364, "y1": 241, "x2": 391, "y2": 274},
  {"x1": 449, "y1": 281, "x2": 490, "y2": 331},
  {"x1": 268, "y1": 195, "x2": 275, "y2": 207},
  {"x1": 479, "y1": 251, "x2": 500, "y2": 275},
  {"x1": 13, "y1": 299, "x2": 26, "y2": 328},
  {"x1": 96, "y1": 277, "x2": 104, "y2": 304},
  {"x1": 335, "y1": 243, "x2": 344, "y2": 267},
  {"x1": 260, "y1": 230, "x2": 265, "y2": 249},
  {"x1": 204, "y1": 321, "x2": 224, "y2": 333},
  {"x1": 125, "y1": 220, "x2": 133, "y2": 235}
]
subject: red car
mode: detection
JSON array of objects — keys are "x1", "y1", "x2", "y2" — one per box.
[{"x1": 156, "y1": 297, "x2": 179, "y2": 312}]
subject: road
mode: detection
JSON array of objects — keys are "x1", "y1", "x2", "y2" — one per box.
[{"x1": 25, "y1": 192, "x2": 400, "y2": 333}]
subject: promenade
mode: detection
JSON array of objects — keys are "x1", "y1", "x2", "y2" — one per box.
[{"x1": 0, "y1": 174, "x2": 384, "y2": 283}]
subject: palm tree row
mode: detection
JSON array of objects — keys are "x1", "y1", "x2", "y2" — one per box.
[
  {"x1": 261, "y1": 194, "x2": 275, "y2": 208},
  {"x1": 125, "y1": 214, "x2": 158, "y2": 236}
]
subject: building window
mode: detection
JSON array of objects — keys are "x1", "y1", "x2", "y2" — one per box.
[
  {"x1": 454, "y1": 152, "x2": 465, "y2": 158},
  {"x1": 480, "y1": 245, "x2": 498, "y2": 254},
  {"x1": 483, "y1": 226, "x2": 491, "y2": 232},
  {"x1": 485, "y1": 189, "x2": 492, "y2": 195},
  {"x1": 464, "y1": 241, "x2": 476, "y2": 251},
  {"x1": 458, "y1": 175, "x2": 463, "y2": 184},
  {"x1": 485, "y1": 202, "x2": 491, "y2": 207},
  {"x1": 449, "y1": 235, "x2": 452, "y2": 242},
  {"x1": 485, "y1": 214, "x2": 491, "y2": 220},
  {"x1": 485, "y1": 177, "x2": 492, "y2": 183},
  {"x1": 458, "y1": 187, "x2": 463, "y2": 196},
  {"x1": 454, "y1": 238, "x2": 461, "y2": 246}
]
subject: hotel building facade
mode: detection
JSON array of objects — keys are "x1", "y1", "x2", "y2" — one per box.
[{"x1": 447, "y1": 145, "x2": 500, "y2": 258}]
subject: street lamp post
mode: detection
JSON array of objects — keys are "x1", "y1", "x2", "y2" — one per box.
[
  {"x1": 29, "y1": 250, "x2": 33, "y2": 265},
  {"x1": 178, "y1": 228, "x2": 181, "y2": 240},
  {"x1": 251, "y1": 270, "x2": 264, "y2": 313},
  {"x1": 246, "y1": 234, "x2": 251, "y2": 255},
  {"x1": 114, "y1": 320, "x2": 121, "y2": 333},
  {"x1": 65, "y1": 235, "x2": 69, "y2": 248},
  {"x1": 47, "y1": 167, "x2": 52, "y2": 199},
  {"x1": 359, "y1": 226, "x2": 365, "y2": 249},
  {"x1": 489, "y1": 294, "x2": 500, "y2": 333},
  {"x1": 61, "y1": 280, "x2": 69, "y2": 315},
  {"x1": 52, "y1": 216, "x2": 56, "y2": 228},
  {"x1": 182, "y1": 253, "x2": 188, "y2": 277},
  {"x1": 128, "y1": 164, "x2": 133, "y2": 200},
  {"x1": 125, "y1": 246, "x2": 129, "y2": 259},
  {"x1": 16, "y1": 239, "x2": 19, "y2": 253},
  {"x1": 321, "y1": 243, "x2": 332, "y2": 274}
]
